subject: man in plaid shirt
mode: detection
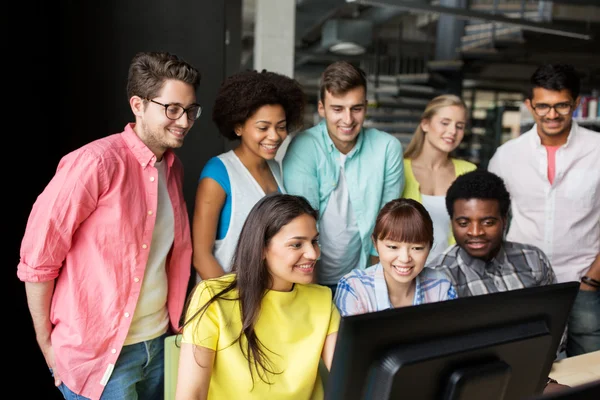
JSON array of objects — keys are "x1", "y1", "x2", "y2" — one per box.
[
  {"x1": 427, "y1": 170, "x2": 571, "y2": 390},
  {"x1": 427, "y1": 170, "x2": 557, "y2": 296}
]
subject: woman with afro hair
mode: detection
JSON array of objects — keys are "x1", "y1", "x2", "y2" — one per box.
[{"x1": 192, "y1": 69, "x2": 306, "y2": 282}]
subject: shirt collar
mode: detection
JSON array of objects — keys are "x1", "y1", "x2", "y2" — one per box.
[
  {"x1": 121, "y1": 123, "x2": 175, "y2": 169},
  {"x1": 373, "y1": 263, "x2": 392, "y2": 310},
  {"x1": 319, "y1": 119, "x2": 364, "y2": 158},
  {"x1": 373, "y1": 263, "x2": 422, "y2": 309},
  {"x1": 531, "y1": 121, "x2": 578, "y2": 149},
  {"x1": 457, "y1": 243, "x2": 507, "y2": 272}
]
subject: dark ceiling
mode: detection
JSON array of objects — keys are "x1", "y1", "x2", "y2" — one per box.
[{"x1": 243, "y1": 0, "x2": 600, "y2": 95}]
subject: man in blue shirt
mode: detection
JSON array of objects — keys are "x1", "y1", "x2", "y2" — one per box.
[{"x1": 283, "y1": 61, "x2": 404, "y2": 294}]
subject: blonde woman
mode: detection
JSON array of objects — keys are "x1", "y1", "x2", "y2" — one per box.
[{"x1": 403, "y1": 94, "x2": 477, "y2": 262}]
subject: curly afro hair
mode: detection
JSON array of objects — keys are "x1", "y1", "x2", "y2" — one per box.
[
  {"x1": 212, "y1": 69, "x2": 306, "y2": 140},
  {"x1": 445, "y1": 170, "x2": 511, "y2": 218}
]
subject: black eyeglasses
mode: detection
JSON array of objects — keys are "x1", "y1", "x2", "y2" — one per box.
[
  {"x1": 530, "y1": 102, "x2": 572, "y2": 117},
  {"x1": 147, "y1": 99, "x2": 202, "y2": 121}
]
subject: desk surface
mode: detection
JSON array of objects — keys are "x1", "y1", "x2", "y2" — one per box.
[{"x1": 549, "y1": 350, "x2": 600, "y2": 387}]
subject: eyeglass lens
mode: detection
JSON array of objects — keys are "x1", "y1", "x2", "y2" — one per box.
[
  {"x1": 534, "y1": 103, "x2": 571, "y2": 116},
  {"x1": 165, "y1": 104, "x2": 202, "y2": 121}
]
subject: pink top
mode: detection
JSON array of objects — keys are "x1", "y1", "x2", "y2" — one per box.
[
  {"x1": 17, "y1": 123, "x2": 192, "y2": 399},
  {"x1": 544, "y1": 145, "x2": 560, "y2": 184}
]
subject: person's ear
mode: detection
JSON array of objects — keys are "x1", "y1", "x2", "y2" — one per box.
[
  {"x1": 573, "y1": 96, "x2": 581, "y2": 111},
  {"x1": 420, "y1": 118, "x2": 430, "y2": 133},
  {"x1": 234, "y1": 124, "x2": 243, "y2": 137},
  {"x1": 501, "y1": 216, "x2": 509, "y2": 236},
  {"x1": 524, "y1": 98, "x2": 534, "y2": 114},
  {"x1": 130, "y1": 96, "x2": 145, "y2": 118},
  {"x1": 318, "y1": 100, "x2": 325, "y2": 118}
]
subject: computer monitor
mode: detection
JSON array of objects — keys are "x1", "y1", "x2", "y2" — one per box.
[{"x1": 325, "y1": 282, "x2": 579, "y2": 400}]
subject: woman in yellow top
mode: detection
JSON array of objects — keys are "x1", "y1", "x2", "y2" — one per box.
[
  {"x1": 402, "y1": 94, "x2": 477, "y2": 262},
  {"x1": 176, "y1": 193, "x2": 340, "y2": 400}
]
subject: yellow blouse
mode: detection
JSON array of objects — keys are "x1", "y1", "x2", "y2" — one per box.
[{"x1": 402, "y1": 158, "x2": 477, "y2": 246}]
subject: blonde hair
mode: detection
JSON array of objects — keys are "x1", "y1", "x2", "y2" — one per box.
[{"x1": 403, "y1": 94, "x2": 467, "y2": 159}]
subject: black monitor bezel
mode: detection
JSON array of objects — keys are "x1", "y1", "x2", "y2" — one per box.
[{"x1": 325, "y1": 282, "x2": 579, "y2": 400}]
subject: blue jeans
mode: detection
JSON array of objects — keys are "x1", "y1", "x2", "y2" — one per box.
[
  {"x1": 55, "y1": 333, "x2": 167, "y2": 400},
  {"x1": 566, "y1": 289, "x2": 600, "y2": 357}
]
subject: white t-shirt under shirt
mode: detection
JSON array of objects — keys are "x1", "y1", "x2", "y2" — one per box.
[
  {"x1": 125, "y1": 158, "x2": 172, "y2": 345},
  {"x1": 318, "y1": 153, "x2": 362, "y2": 285}
]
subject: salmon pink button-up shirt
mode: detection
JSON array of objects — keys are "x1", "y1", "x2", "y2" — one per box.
[{"x1": 17, "y1": 123, "x2": 192, "y2": 400}]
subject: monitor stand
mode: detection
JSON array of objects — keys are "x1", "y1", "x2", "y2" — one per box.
[{"x1": 442, "y1": 359, "x2": 511, "y2": 400}]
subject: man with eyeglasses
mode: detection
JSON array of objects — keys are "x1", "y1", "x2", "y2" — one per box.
[
  {"x1": 17, "y1": 51, "x2": 200, "y2": 399},
  {"x1": 488, "y1": 63, "x2": 600, "y2": 358}
]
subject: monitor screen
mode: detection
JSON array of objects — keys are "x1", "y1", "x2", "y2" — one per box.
[{"x1": 325, "y1": 282, "x2": 579, "y2": 400}]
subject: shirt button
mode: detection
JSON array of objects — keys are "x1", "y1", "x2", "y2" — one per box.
[
  {"x1": 124, "y1": 312, "x2": 130, "y2": 318},
  {"x1": 134, "y1": 277, "x2": 140, "y2": 283},
  {"x1": 142, "y1": 244, "x2": 148, "y2": 249},
  {"x1": 111, "y1": 349, "x2": 117, "y2": 354},
  {"x1": 142, "y1": 163, "x2": 146, "y2": 167},
  {"x1": 150, "y1": 176, "x2": 155, "y2": 182},
  {"x1": 148, "y1": 210, "x2": 153, "y2": 215}
]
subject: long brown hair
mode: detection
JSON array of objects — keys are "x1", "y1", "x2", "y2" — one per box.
[
  {"x1": 182, "y1": 193, "x2": 318, "y2": 386},
  {"x1": 403, "y1": 94, "x2": 467, "y2": 159}
]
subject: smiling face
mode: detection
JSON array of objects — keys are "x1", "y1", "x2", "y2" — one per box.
[
  {"x1": 526, "y1": 87, "x2": 579, "y2": 146},
  {"x1": 451, "y1": 198, "x2": 506, "y2": 261},
  {"x1": 264, "y1": 213, "x2": 320, "y2": 292},
  {"x1": 318, "y1": 86, "x2": 367, "y2": 154},
  {"x1": 421, "y1": 105, "x2": 466, "y2": 154},
  {"x1": 235, "y1": 104, "x2": 288, "y2": 160},
  {"x1": 376, "y1": 238, "x2": 430, "y2": 287},
  {"x1": 131, "y1": 79, "x2": 198, "y2": 159}
]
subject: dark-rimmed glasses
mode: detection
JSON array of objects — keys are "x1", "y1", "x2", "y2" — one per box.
[
  {"x1": 147, "y1": 99, "x2": 202, "y2": 121},
  {"x1": 530, "y1": 102, "x2": 572, "y2": 117}
]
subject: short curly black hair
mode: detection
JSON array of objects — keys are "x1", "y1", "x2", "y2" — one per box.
[
  {"x1": 445, "y1": 170, "x2": 511, "y2": 218},
  {"x1": 212, "y1": 69, "x2": 306, "y2": 140}
]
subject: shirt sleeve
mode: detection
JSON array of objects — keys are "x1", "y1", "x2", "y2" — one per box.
[
  {"x1": 487, "y1": 147, "x2": 502, "y2": 177},
  {"x1": 333, "y1": 275, "x2": 368, "y2": 317},
  {"x1": 447, "y1": 284, "x2": 458, "y2": 300},
  {"x1": 181, "y1": 282, "x2": 220, "y2": 350},
  {"x1": 200, "y1": 157, "x2": 230, "y2": 193},
  {"x1": 327, "y1": 302, "x2": 341, "y2": 335},
  {"x1": 538, "y1": 249, "x2": 558, "y2": 285},
  {"x1": 382, "y1": 136, "x2": 404, "y2": 206},
  {"x1": 17, "y1": 149, "x2": 106, "y2": 282},
  {"x1": 282, "y1": 133, "x2": 320, "y2": 210},
  {"x1": 371, "y1": 136, "x2": 404, "y2": 257}
]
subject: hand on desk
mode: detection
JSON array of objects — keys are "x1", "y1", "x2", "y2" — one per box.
[{"x1": 543, "y1": 382, "x2": 570, "y2": 394}]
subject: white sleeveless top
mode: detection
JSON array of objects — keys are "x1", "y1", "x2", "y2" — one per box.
[
  {"x1": 196, "y1": 150, "x2": 284, "y2": 283},
  {"x1": 421, "y1": 193, "x2": 451, "y2": 263}
]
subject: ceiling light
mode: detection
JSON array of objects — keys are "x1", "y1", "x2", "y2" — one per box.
[
  {"x1": 329, "y1": 42, "x2": 366, "y2": 55},
  {"x1": 321, "y1": 19, "x2": 373, "y2": 56}
]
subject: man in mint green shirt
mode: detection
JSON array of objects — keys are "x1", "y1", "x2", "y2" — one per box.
[{"x1": 282, "y1": 61, "x2": 404, "y2": 294}]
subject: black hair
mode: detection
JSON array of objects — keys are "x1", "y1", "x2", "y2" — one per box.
[
  {"x1": 445, "y1": 170, "x2": 511, "y2": 218},
  {"x1": 212, "y1": 70, "x2": 306, "y2": 140},
  {"x1": 527, "y1": 63, "x2": 581, "y2": 100}
]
